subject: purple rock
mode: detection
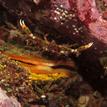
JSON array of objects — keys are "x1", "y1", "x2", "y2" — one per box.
[{"x1": 0, "y1": 88, "x2": 21, "y2": 107}]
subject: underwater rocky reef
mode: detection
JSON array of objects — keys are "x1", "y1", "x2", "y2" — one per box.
[{"x1": 0, "y1": 0, "x2": 107, "y2": 107}]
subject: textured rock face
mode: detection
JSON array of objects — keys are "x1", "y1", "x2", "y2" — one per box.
[
  {"x1": 76, "y1": 0, "x2": 107, "y2": 94},
  {"x1": 0, "y1": 0, "x2": 107, "y2": 45},
  {"x1": 0, "y1": 0, "x2": 88, "y2": 44},
  {"x1": 37, "y1": 0, "x2": 107, "y2": 46},
  {"x1": 0, "y1": 88, "x2": 21, "y2": 107},
  {"x1": 48, "y1": 0, "x2": 87, "y2": 43},
  {"x1": 77, "y1": 0, "x2": 107, "y2": 44}
]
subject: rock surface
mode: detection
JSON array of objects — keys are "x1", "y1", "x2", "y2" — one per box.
[{"x1": 0, "y1": 88, "x2": 21, "y2": 107}]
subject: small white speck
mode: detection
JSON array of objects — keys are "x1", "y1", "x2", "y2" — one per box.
[
  {"x1": 60, "y1": 51, "x2": 64, "y2": 54},
  {"x1": 54, "y1": 10, "x2": 60, "y2": 15},
  {"x1": 41, "y1": 95, "x2": 46, "y2": 99},
  {"x1": 60, "y1": 5, "x2": 63, "y2": 8},
  {"x1": 59, "y1": 16, "x2": 63, "y2": 19},
  {"x1": 72, "y1": 25, "x2": 76, "y2": 28},
  {"x1": 54, "y1": 17, "x2": 57, "y2": 20}
]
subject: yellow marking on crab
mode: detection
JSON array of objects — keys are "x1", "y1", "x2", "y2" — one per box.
[
  {"x1": 77, "y1": 42, "x2": 93, "y2": 52},
  {"x1": 84, "y1": 42, "x2": 93, "y2": 49}
]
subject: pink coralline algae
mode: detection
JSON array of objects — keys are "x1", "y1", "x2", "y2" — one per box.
[
  {"x1": 49, "y1": 0, "x2": 107, "y2": 44},
  {"x1": 0, "y1": 88, "x2": 21, "y2": 107},
  {"x1": 76, "y1": 0, "x2": 107, "y2": 44}
]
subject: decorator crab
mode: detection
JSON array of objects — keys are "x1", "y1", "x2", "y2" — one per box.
[{"x1": 0, "y1": 0, "x2": 107, "y2": 94}]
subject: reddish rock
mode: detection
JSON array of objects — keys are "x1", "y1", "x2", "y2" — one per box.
[{"x1": 76, "y1": 0, "x2": 107, "y2": 44}]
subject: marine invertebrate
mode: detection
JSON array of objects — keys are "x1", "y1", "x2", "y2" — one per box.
[{"x1": 0, "y1": 0, "x2": 107, "y2": 95}]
